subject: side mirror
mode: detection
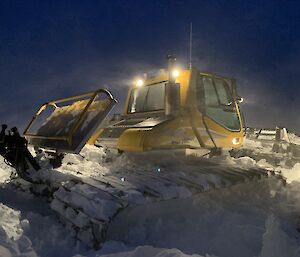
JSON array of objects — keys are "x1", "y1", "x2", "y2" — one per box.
[
  {"x1": 226, "y1": 97, "x2": 243, "y2": 106},
  {"x1": 236, "y1": 96, "x2": 244, "y2": 103},
  {"x1": 165, "y1": 83, "x2": 180, "y2": 116}
]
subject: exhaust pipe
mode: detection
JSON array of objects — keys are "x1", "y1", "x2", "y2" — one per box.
[{"x1": 165, "y1": 55, "x2": 180, "y2": 116}]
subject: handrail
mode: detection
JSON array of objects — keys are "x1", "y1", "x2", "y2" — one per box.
[
  {"x1": 202, "y1": 115, "x2": 217, "y2": 149},
  {"x1": 45, "y1": 88, "x2": 115, "y2": 105}
]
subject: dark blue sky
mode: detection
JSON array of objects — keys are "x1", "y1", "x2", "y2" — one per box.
[{"x1": 0, "y1": 0, "x2": 299, "y2": 133}]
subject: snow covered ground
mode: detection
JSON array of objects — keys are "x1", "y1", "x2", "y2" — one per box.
[{"x1": 0, "y1": 133, "x2": 299, "y2": 257}]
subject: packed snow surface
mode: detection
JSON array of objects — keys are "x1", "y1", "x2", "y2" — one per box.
[
  {"x1": 0, "y1": 133, "x2": 299, "y2": 257},
  {"x1": 0, "y1": 199, "x2": 38, "y2": 257}
]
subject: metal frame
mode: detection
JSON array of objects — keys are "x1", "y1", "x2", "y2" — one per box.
[{"x1": 23, "y1": 89, "x2": 116, "y2": 147}]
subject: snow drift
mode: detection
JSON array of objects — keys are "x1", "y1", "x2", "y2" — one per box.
[{"x1": 0, "y1": 131, "x2": 299, "y2": 257}]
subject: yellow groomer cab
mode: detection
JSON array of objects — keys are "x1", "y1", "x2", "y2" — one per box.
[
  {"x1": 24, "y1": 55, "x2": 244, "y2": 156},
  {"x1": 90, "y1": 55, "x2": 244, "y2": 154}
]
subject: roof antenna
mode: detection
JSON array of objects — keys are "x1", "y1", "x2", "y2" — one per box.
[{"x1": 189, "y1": 22, "x2": 193, "y2": 70}]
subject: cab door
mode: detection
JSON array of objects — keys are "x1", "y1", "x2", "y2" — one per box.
[
  {"x1": 193, "y1": 74, "x2": 243, "y2": 148},
  {"x1": 201, "y1": 75, "x2": 241, "y2": 132}
]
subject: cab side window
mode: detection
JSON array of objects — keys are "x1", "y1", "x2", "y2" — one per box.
[
  {"x1": 203, "y1": 77, "x2": 218, "y2": 106},
  {"x1": 198, "y1": 75, "x2": 240, "y2": 131},
  {"x1": 214, "y1": 78, "x2": 232, "y2": 106}
]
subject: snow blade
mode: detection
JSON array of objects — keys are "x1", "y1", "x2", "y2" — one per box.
[{"x1": 24, "y1": 89, "x2": 117, "y2": 153}]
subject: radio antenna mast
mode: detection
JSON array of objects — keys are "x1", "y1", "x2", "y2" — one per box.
[{"x1": 189, "y1": 22, "x2": 193, "y2": 70}]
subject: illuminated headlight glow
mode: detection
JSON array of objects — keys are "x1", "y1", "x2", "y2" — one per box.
[
  {"x1": 172, "y1": 69, "x2": 180, "y2": 78},
  {"x1": 232, "y1": 137, "x2": 240, "y2": 145},
  {"x1": 136, "y1": 79, "x2": 144, "y2": 87}
]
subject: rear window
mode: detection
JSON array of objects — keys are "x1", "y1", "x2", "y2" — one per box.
[{"x1": 128, "y1": 82, "x2": 165, "y2": 113}]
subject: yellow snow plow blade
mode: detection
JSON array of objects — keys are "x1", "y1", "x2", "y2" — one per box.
[{"x1": 24, "y1": 89, "x2": 117, "y2": 153}]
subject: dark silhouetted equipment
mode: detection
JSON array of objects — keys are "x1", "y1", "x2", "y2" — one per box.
[{"x1": 0, "y1": 124, "x2": 40, "y2": 179}]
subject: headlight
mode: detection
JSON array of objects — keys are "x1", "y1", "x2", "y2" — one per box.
[
  {"x1": 136, "y1": 79, "x2": 144, "y2": 87},
  {"x1": 232, "y1": 137, "x2": 240, "y2": 145},
  {"x1": 172, "y1": 69, "x2": 180, "y2": 78}
]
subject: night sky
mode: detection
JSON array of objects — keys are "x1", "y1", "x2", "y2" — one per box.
[{"x1": 0, "y1": 0, "x2": 299, "y2": 133}]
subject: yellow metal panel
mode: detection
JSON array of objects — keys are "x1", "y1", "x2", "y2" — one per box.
[
  {"x1": 117, "y1": 115, "x2": 197, "y2": 151},
  {"x1": 117, "y1": 128, "x2": 151, "y2": 152},
  {"x1": 203, "y1": 116, "x2": 243, "y2": 148},
  {"x1": 176, "y1": 70, "x2": 191, "y2": 107},
  {"x1": 87, "y1": 129, "x2": 104, "y2": 145},
  {"x1": 142, "y1": 115, "x2": 199, "y2": 150}
]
